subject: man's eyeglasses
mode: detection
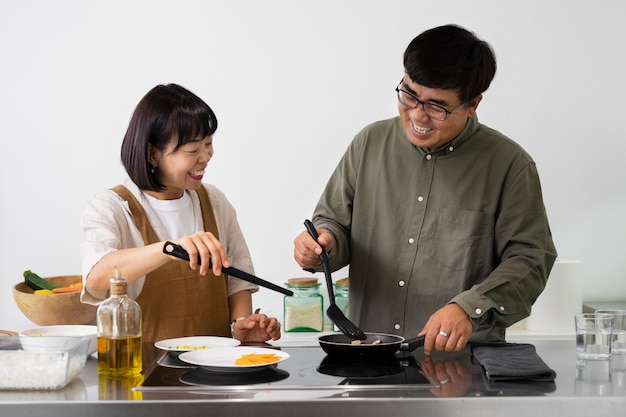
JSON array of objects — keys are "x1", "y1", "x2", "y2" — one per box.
[{"x1": 395, "y1": 80, "x2": 466, "y2": 121}]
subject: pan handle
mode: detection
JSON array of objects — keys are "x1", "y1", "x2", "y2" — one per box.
[{"x1": 400, "y1": 336, "x2": 425, "y2": 352}]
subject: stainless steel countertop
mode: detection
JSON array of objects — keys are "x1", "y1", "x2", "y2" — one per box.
[{"x1": 1, "y1": 336, "x2": 625, "y2": 417}]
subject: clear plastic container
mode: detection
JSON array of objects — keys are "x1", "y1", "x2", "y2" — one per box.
[
  {"x1": 284, "y1": 278, "x2": 324, "y2": 332},
  {"x1": 0, "y1": 336, "x2": 90, "y2": 390}
]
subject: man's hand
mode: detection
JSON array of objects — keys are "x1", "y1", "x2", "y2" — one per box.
[
  {"x1": 418, "y1": 303, "x2": 473, "y2": 355},
  {"x1": 293, "y1": 227, "x2": 335, "y2": 269}
]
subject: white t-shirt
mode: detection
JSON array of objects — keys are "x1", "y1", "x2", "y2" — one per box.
[
  {"x1": 143, "y1": 190, "x2": 195, "y2": 239},
  {"x1": 80, "y1": 178, "x2": 258, "y2": 305}
]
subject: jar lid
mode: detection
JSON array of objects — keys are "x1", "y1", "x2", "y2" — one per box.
[
  {"x1": 335, "y1": 277, "x2": 349, "y2": 286},
  {"x1": 286, "y1": 277, "x2": 319, "y2": 287}
]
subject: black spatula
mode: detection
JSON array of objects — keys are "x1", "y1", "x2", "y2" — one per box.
[{"x1": 304, "y1": 220, "x2": 366, "y2": 340}]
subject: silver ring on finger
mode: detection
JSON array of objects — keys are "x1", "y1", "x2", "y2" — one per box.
[{"x1": 438, "y1": 330, "x2": 449, "y2": 338}]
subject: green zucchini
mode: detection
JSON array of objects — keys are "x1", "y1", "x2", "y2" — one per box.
[{"x1": 23, "y1": 270, "x2": 61, "y2": 291}]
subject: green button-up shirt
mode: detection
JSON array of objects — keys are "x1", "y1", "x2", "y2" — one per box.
[{"x1": 312, "y1": 115, "x2": 557, "y2": 341}]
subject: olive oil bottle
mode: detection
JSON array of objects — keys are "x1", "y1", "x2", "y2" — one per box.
[{"x1": 97, "y1": 274, "x2": 142, "y2": 376}]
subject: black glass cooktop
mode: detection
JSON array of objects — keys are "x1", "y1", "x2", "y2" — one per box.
[
  {"x1": 138, "y1": 345, "x2": 558, "y2": 399},
  {"x1": 141, "y1": 346, "x2": 435, "y2": 392}
]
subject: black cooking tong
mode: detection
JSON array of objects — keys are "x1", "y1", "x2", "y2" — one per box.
[
  {"x1": 304, "y1": 220, "x2": 366, "y2": 340},
  {"x1": 163, "y1": 241, "x2": 293, "y2": 296}
]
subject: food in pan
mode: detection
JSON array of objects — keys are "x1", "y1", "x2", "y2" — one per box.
[{"x1": 350, "y1": 339, "x2": 381, "y2": 345}]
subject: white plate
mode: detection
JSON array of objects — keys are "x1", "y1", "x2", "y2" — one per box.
[
  {"x1": 154, "y1": 336, "x2": 240, "y2": 352},
  {"x1": 178, "y1": 346, "x2": 290, "y2": 372}
]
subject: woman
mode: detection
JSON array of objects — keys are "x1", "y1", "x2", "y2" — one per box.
[{"x1": 80, "y1": 83, "x2": 281, "y2": 343}]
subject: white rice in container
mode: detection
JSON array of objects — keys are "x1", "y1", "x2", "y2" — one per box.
[{"x1": 0, "y1": 338, "x2": 88, "y2": 390}]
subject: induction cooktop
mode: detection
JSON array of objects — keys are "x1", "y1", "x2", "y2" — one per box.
[
  {"x1": 137, "y1": 345, "x2": 557, "y2": 399},
  {"x1": 139, "y1": 346, "x2": 437, "y2": 396}
]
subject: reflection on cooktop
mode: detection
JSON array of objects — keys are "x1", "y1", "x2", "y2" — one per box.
[
  {"x1": 317, "y1": 354, "x2": 431, "y2": 385},
  {"x1": 317, "y1": 355, "x2": 403, "y2": 378},
  {"x1": 180, "y1": 367, "x2": 290, "y2": 386},
  {"x1": 157, "y1": 352, "x2": 195, "y2": 368}
]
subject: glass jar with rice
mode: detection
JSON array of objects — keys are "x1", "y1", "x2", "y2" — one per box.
[{"x1": 283, "y1": 278, "x2": 324, "y2": 332}]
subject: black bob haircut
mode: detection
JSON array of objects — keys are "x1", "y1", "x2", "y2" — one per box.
[{"x1": 120, "y1": 84, "x2": 218, "y2": 192}]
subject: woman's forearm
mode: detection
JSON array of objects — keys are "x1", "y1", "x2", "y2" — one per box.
[{"x1": 86, "y1": 242, "x2": 170, "y2": 291}]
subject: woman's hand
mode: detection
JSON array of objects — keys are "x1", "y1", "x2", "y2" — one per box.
[
  {"x1": 232, "y1": 314, "x2": 282, "y2": 342},
  {"x1": 171, "y1": 231, "x2": 230, "y2": 276}
]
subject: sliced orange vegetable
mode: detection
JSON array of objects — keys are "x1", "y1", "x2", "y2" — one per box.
[
  {"x1": 52, "y1": 283, "x2": 83, "y2": 293},
  {"x1": 234, "y1": 352, "x2": 281, "y2": 365}
]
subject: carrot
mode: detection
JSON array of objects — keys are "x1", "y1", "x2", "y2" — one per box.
[
  {"x1": 52, "y1": 283, "x2": 83, "y2": 294},
  {"x1": 235, "y1": 352, "x2": 281, "y2": 365}
]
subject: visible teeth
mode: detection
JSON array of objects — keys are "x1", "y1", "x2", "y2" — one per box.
[
  {"x1": 189, "y1": 170, "x2": 205, "y2": 177},
  {"x1": 412, "y1": 122, "x2": 431, "y2": 134}
]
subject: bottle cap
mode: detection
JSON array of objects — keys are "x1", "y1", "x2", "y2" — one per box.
[{"x1": 109, "y1": 277, "x2": 128, "y2": 296}]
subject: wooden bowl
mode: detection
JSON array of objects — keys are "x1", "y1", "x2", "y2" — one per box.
[{"x1": 13, "y1": 275, "x2": 97, "y2": 326}]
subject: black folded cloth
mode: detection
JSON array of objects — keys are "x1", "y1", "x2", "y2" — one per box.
[{"x1": 471, "y1": 342, "x2": 557, "y2": 382}]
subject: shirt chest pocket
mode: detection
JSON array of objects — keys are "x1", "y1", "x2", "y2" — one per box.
[{"x1": 426, "y1": 208, "x2": 494, "y2": 272}]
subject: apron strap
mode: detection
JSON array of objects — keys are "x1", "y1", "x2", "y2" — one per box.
[
  {"x1": 110, "y1": 185, "x2": 160, "y2": 245},
  {"x1": 195, "y1": 185, "x2": 220, "y2": 240},
  {"x1": 109, "y1": 185, "x2": 231, "y2": 342}
]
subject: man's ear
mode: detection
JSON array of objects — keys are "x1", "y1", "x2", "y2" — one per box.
[{"x1": 467, "y1": 94, "x2": 483, "y2": 118}]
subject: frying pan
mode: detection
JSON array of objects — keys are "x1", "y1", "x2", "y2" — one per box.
[{"x1": 318, "y1": 333, "x2": 425, "y2": 357}]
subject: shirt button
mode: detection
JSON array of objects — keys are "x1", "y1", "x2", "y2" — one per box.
[
  {"x1": 426, "y1": 154, "x2": 432, "y2": 160},
  {"x1": 448, "y1": 146, "x2": 454, "y2": 152},
  {"x1": 398, "y1": 280, "x2": 405, "y2": 287},
  {"x1": 475, "y1": 308, "x2": 482, "y2": 314},
  {"x1": 499, "y1": 306, "x2": 505, "y2": 311},
  {"x1": 394, "y1": 323, "x2": 401, "y2": 330},
  {"x1": 417, "y1": 196, "x2": 424, "y2": 202},
  {"x1": 408, "y1": 238, "x2": 415, "y2": 244}
]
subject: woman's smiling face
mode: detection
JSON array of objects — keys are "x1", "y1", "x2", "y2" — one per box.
[
  {"x1": 148, "y1": 135, "x2": 214, "y2": 200},
  {"x1": 398, "y1": 76, "x2": 481, "y2": 151}
]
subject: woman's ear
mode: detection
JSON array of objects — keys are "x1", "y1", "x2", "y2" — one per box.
[{"x1": 147, "y1": 143, "x2": 159, "y2": 167}]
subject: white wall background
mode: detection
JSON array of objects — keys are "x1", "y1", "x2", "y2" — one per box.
[{"x1": 1, "y1": 0, "x2": 625, "y2": 332}]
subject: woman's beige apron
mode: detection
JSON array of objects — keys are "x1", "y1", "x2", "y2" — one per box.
[{"x1": 111, "y1": 185, "x2": 231, "y2": 343}]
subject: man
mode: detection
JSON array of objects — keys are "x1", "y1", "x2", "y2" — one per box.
[{"x1": 293, "y1": 24, "x2": 557, "y2": 355}]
